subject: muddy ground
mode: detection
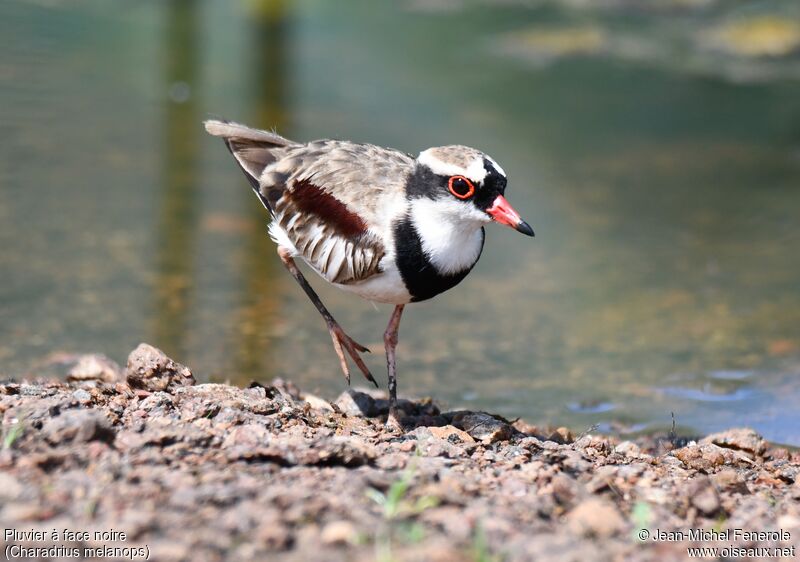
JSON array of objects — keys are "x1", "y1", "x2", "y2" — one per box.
[{"x1": 0, "y1": 344, "x2": 798, "y2": 561}]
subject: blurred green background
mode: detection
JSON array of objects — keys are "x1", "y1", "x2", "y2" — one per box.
[{"x1": 1, "y1": 0, "x2": 799, "y2": 443}]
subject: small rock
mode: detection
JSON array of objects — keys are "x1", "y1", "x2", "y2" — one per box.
[
  {"x1": 428, "y1": 425, "x2": 475, "y2": 444},
  {"x1": 0, "y1": 473, "x2": 24, "y2": 501},
  {"x1": 303, "y1": 393, "x2": 334, "y2": 411},
  {"x1": 550, "y1": 473, "x2": 580, "y2": 508},
  {"x1": 334, "y1": 390, "x2": 376, "y2": 417},
  {"x1": 639, "y1": 487, "x2": 670, "y2": 505},
  {"x1": 561, "y1": 449, "x2": 591, "y2": 473},
  {"x1": 420, "y1": 438, "x2": 467, "y2": 459},
  {"x1": 700, "y1": 428, "x2": 766, "y2": 457},
  {"x1": 397, "y1": 439, "x2": 418, "y2": 452},
  {"x1": 420, "y1": 506, "x2": 473, "y2": 541},
  {"x1": 712, "y1": 469, "x2": 749, "y2": 494},
  {"x1": 449, "y1": 412, "x2": 512, "y2": 444},
  {"x1": 300, "y1": 436, "x2": 375, "y2": 467},
  {"x1": 566, "y1": 498, "x2": 625, "y2": 538},
  {"x1": 72, "y1": 389, "x2": 92, "y2": 404},
  {"x1": 41, "y1": 410, "x2": 115, "y2": 445},
  {"x1": 320, "y1": 520, "x2": 357, "y2": 546},
  {"x1": 511, "y1": 419, "x2": 542, "y2": 437},
  {"x1": 67, "y1": 354, "x2": 122, "y2": 383},
  {"x1": 223, "y1": 424, "x2": 270, "y2": 450},
  {"x1": 672, "y1": 443, "x2": 727, "y2": 471},
  {"x1": 659, "y1": 456, "x2": 684, "y2": 467},
  {"x1": 139, "y1": 392, "x2": 176, "y2": 416},
  {"x1": 586, "y1": 465, "x2": 618, "y2": 494},
  {"x1": 767, "y1": 447, "x2": 790, "y2": 460},
  {"x1": 0, "y1": 383, "x2": 20, "y2": 396},
  {"x1": 777, "y1": 465, "x2": 799, "y2": 484},
  {"x1": 255, "y1": 520, "x2": 292, "y2": 551},
  {"x1": 376, "y1": 452, "x2": 407, "y2": 470},
  {"x1": 270, "y1": 377, "x2": 302, "y2": 400},
  {"x1": 614, "y1": 441, "x2": 641, "y2": 457},
  {"x1": 688, "y1": 475, "x2": 720, "y2": 515},
  {"x1": 541, "y1": 440, "x2": 561, "y2": 451},
  {"x1": 754, "y1": 470, "x2": 784, "y2": 487},
  {"x1": 518, "y1": 436, "x2": 544, "y2": 450},
  {"x1": 126, "y1": 343, "x2": 195, "y2": 392},
  {"x1": 579, "y1": 435, "x2": 613, "y2": 455},
  {"x1": 547, "y1": 426, "x2": 574, "y2": 444},
  {"x1": 177, "y1": 397, "x2": 218, "y2": 421}
]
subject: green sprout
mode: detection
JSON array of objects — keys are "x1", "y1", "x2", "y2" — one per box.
[
  {"x1": 366, "y1": 465, "x2": 439, "y2": 520},
  {"x1": 471, "y1": 521, "x2": 503, "y2": 562},
  {"x1": 2, "y1": 413, "x2": 26, "y2": 450},
  {"x1": 366, "y1": 454, "x2": 440, "y2": 560},
  {"x1": 631, "y1": 501, "x2": 652, "y2": 542}
]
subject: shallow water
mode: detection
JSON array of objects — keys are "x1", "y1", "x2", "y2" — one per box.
[{"x1": 1, "y1": 0, "x2": 799, "y2": 443}]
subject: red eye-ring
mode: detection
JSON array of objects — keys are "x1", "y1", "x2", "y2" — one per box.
[{"x1": 448, "y1": 175, "x2": 475, "y2": 200}]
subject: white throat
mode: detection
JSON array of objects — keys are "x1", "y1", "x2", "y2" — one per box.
[{"x1": 409, "y1": 198, "x2": 488, "y2": 275}]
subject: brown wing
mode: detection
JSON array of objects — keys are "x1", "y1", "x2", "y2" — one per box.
[
  {"x1": 272, "y1": 179, "x2": 385, "y2": 285},
  {"x1": 266, "y1": 141, "x2": 414, "y2": 285}
]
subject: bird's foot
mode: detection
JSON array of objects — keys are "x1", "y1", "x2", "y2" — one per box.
[
  {"x1": 327, "y1": 321, "x2": 378, "y2": 388},
  {"x1": 385, "y1": 406, "x2": 405, "y2": 433}
]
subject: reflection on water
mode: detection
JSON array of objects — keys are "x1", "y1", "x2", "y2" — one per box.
[
  {"x1": 153, "y1": 0, "x2": 201, "y2": 358},
  {"x1": 228, "y1": 0, "x2": 289, "y2": 379},
  {"x1": 1, "y1": 0, "x2": 799, "y2": 443}
]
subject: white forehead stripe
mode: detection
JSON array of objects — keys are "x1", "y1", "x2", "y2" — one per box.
[
  {"x1": 418, "y1": 149, "x2": 487, "y2": 183},
  {"x1": 485, "y1": 155, "x2": 506, "y2": 178}
]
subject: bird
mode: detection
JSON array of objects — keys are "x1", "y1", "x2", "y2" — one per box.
[{"x1": 205, "y1": 119, "x2": 533, "y2": 419}]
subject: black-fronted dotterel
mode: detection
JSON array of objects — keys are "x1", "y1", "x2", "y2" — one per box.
[{"x1": 205, "y1": 120, "x2": 534, "y2": 419}]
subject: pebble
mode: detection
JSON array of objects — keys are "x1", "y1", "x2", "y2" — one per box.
[
  {"x1": 428, "y1": 424, "x2": 475, "y2": 444},
  {"x1": 41, "y1": 409, "x2": 115, "y2": 445},
  {"x1": 223, "y1": 423, "x2": 270, "y2": 450},
  {"x1": 126, "y1": 343, "x2": 195, "y2": 392},
  {"x1": 334, "y1": 389, "x2": 377, "y2": 417},
  {"x1": 548, "y1": 427, "x2": 574, "y2": 444},
  {"x1": 72, "y1": 389, "x2": 92, "y2": 404},
  {"x1": 320, "y1": 520, "x2": 357, "y2": 546},
  {"x1": 0, "y1": 473, "x2": 23, "y2": 501},
  {"x1": 711, "y1": 469, "x2": 749, "y2": 494},
  {"x1": 303, "y1": 393, "x2": 334, "y2": 411},
  {"x1": 688, "y1": 475, "x2": 721, "y2": 515},
  {"x1": 566, "y1": 498, "x2": 625, "y2": 538},
  {"x1": 449, "y1": 411, "x2": 512, "y2": 444},
  {"x1": 672, "y1": 443, "x2": 726, "y2": 471},
  {"x1": 67, "y1": 354, "x2": 123, "y2": 383},
  {"x1": 614, "y1": 441, "x2": 641, "y2": 457},
  {"x1": 700, "y1": 428, "x2": 767, "y2": 457}
]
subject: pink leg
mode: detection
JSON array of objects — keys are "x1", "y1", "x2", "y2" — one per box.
[
  {"x1": 384, "y1": 304, "x2": 405, "y2": 411},
  {"x1": 278, "y1": 247, "x2": 377, "y2": 387}
]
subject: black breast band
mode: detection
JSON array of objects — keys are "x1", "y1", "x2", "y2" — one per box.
[{"x1": 393, "y1": 216, "x2": 484, "y2": 302}]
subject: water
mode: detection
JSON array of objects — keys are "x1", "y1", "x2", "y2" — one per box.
[{"x1": 2, "y1": 0, "x2": 799, "y2": 444}]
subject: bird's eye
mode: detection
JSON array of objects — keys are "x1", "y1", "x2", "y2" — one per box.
[{"x1": 448, "y1": 175, "x2": 475, "y2": 200}]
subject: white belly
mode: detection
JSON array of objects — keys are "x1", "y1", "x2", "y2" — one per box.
[
  {"x1": 272, "y1": 220, "x2": 411, "y2": 304},
  {"x1": 333, "y1": 254, "x2": 412, "y2": 304}
]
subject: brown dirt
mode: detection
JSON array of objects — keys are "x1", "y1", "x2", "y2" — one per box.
[{"x1": 0, "y1": 344, "x2": 798, "y2": 561}]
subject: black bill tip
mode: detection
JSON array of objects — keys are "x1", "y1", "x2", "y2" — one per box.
[{"x1": 516, "y1": 219, "x2": 535, "y2": 237}]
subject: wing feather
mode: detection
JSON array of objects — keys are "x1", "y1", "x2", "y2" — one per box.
[{"x1": 261, "y1": 140, "x2": 415, "y2": 285}]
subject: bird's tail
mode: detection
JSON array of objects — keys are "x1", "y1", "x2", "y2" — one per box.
[
  {"x1": 204, "y1": 119, "x2": 297, "y2": 213},
  {"x1": 204, "y1": 119, "x2": 294, "y2": 147}
]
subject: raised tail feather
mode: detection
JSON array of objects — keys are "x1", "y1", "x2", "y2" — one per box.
[
  {"x1": 204, "y1": 119, "x2": 297, "y2": 215},
  {"x1": 204, "y1": 119, "x2": 295, "y2": 147}
]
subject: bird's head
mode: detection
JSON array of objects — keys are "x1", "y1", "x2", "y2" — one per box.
[{"x1": 409, "y1": 146, "x2": 534, "y2": 237}]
